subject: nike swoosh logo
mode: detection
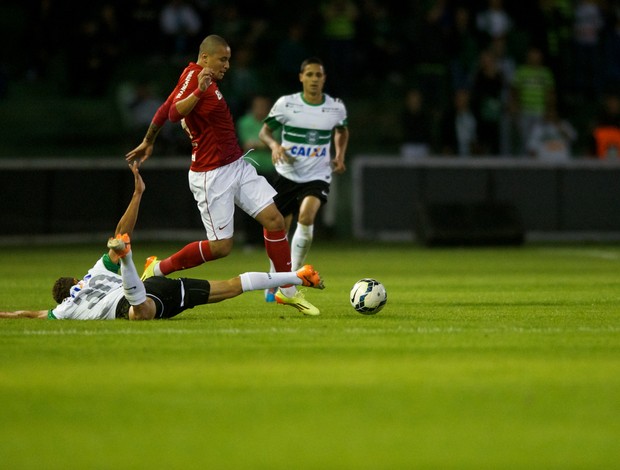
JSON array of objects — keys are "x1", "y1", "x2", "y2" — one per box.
[{"x1": 218, "y1": 224, "x2": 229, "y2": 230}]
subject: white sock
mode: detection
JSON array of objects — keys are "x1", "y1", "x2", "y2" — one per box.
[
  {"x1": 264, "y1": 259, "x2": 297, "y2": 297},
  {"x1": 120, "y1": 252, "x2": 147, "y2": 305},
  {"x1": 279, "y1": 285, "x2": 298, "y2": 297},
  {"x1": 240, "y1": 272, "x2": 301, "y2": 292},
  {"x1": 291, "y1": 223, "x2": 313, "y2": 271},
  {"x1": 153, "y1": 262, "x2": 163, "y2": 277}
]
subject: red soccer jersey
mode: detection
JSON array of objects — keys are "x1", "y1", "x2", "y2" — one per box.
[{"x1": 163, "y1": 62, "x2": 243, "y2": 171}]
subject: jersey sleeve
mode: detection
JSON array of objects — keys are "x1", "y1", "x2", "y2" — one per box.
[
  {"x1": 152, "y1": 97, "x2": 172, "y2": 128},
  {"x1": 263, "y1": 115, "x2": 283, "y2": 131},
  {"x1": 50, "y1": 298, "x2": 71, "y2": 319},
  {"x1": 264, "y1": 96, "x2": 287, "y2": 131},
  {"x1": 153, "y1": 70, "x2": 190, "y2": 127},
  {"x1": 337, "y1": 101, "x2": 348, "y2": 128}
]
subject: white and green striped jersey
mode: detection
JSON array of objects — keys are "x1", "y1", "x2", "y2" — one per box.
[
  {"x1": 264, "y1": 92, "x2": 347, "y2": 183},
  {"x1": 50, "y1": 255, "x2": 124, "y2": 320}
]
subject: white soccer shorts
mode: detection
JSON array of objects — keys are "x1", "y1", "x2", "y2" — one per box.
[{"x1": 188, "y1": 158, "x2": 277, "y2": 240}]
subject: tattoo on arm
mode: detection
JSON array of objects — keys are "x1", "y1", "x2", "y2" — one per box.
[{"x1": 144, "y1": 124, "x2": 161, "y2": 143}]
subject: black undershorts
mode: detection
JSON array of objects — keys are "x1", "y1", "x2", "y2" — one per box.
[
  {"x1": 272, "y1": 174, "x2": 330, "y2": 217},
  {"x1": 115, "y1": 277, "x2": 211, "y2": 320}
]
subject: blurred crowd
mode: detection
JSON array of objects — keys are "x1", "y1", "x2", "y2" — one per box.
[{"x1": 5, "y1": 0, "x2": 620, "y2": 158}]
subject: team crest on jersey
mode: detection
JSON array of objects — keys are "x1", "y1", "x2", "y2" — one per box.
[
  {"x1": 215, "y1": 90, "x2": 223, "y2": 100},
  {"x1": 306, "y1": 130, "x2": 319, "y2": 144}
]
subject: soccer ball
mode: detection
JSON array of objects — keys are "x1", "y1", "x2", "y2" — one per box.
[{"x1": 350, "y1": 278, "x2": 387, "y2": 314}]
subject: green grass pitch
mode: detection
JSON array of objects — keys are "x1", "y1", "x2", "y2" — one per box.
[{"x1": 1, "y1": 241, "x2": 619, "y2": 469}]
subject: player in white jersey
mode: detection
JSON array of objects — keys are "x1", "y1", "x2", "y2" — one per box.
[
  {"x1": 0, "y1": 164, "x2": 325, "y2": 320},
  {"x1": 51, "y1": 256, "x2": 128, "y2": 320},
  {"x1": 259, "y1": 57, "x2": 349, "y2": 302}
]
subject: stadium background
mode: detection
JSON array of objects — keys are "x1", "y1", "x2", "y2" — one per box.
[{"x1": 1, "y1": 0, "x2": 619, "y2": 240}]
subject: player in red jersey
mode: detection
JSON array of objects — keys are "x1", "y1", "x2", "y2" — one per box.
[{"x1": 126, "y1": 35, "x2": 320, "y2": 315}]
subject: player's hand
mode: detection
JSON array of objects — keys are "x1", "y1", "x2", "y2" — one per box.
[
  {"x1": 125, "y1": 140, "x2": 153, "y2": 165},
  {"x1": 197, "y1": 67, "x2": 213, "y2": 91},
  {"x1": 331, "y1": 158, "x2": 346, "y2": 174},
  {"x1": 129, "y1": 161, "x2": 145, "y2": 194},
  {"x1": 272, "y1": 145, "x2": 291, "y2": 165}
]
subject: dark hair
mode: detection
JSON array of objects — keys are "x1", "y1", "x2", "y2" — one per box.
[
  {"x1": 300, "y1": 57, "x2": 324, "y2": 73},
  {"x1": 52, "y1": 277, "x2": 76, "y2": 304}
]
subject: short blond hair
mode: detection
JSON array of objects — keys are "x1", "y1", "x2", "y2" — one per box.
[{"x1": 199, "y1": 35, "x2": 228, "y2": 55}]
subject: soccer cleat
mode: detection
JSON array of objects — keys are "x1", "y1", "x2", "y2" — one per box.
[
  {"x1": 107, "y1": 233, "x2": 131, "y2": 258},
  {"x1": 265, "y1": 287, "x2": 276, "y2": 302},
  {"x1": 296, "y1": 264, "x2": 325, "y2": 289},
  {"x1": 275, "y1": 290, "x2": 320, "y2": 316},
  {"x1": 140, "y1": 256, "x2": 159, "y2": 281}
]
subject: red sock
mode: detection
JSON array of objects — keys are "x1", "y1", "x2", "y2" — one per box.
[
  {"x1": 264, "y1": 229, "x2": 292, "y2": 275},
  {"x1": 159, "y1": 240, "x2": 213, "y2": 275}
]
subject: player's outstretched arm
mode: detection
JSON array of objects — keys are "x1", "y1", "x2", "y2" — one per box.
[
  {"x1": 108, "y1": 163, "x2": 145, "y2": 263},
  {"x1": 0, "y1": 310, "x2": 47, "y2": 319},
  {"x1": 113, "y1": 162, "x2": 145, "y2": 237},
  {"x1": 126, "y1": 98, "x2": 171, "y2": 165}
]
